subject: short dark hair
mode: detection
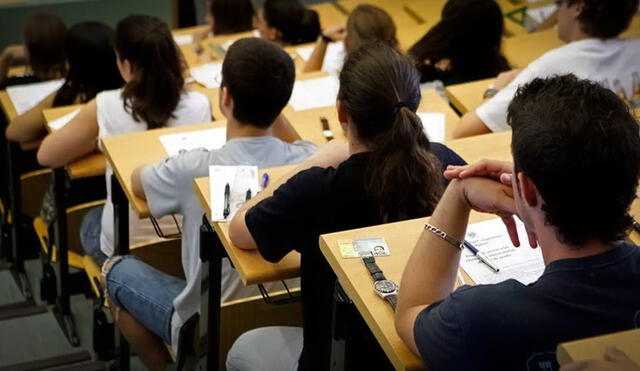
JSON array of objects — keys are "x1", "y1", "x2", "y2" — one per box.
[
  {"x1": 221, "y1": 38, "x2": 295, "y2": 128},
  {"x1": 508, "y1": 74, "x2": 640, "y2": 246},
  {"x1": 263, "y1": 0, "x2": 320, "y2": 45},
  {"x1": 566, "y1": 0, "x2": 638, "y2": 38},
  {"x1": 23, "y1": 12, "x2": 67, "y2": 79},
  {"x1": 210, "y1": 0, "x2": 254, "y2": 35}
]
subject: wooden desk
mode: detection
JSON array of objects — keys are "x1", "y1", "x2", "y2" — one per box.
[
  {"x1": 189, "y1": 85, "x2": 223, "y2": 121},
  {"x1": 0, "y1": 90, "x2": 17, "y2": 121},
  {"x1": 8, "y1": 65, "x2": 27, "y2": 77},
  {"x1": 557, "y1": 328, "x2": 640, "y2": 365},
  {"x1": 396, "y1": 23, "x2": 430, "y2": 51},
  {"x1": 102, "y1": 121, "x2": 226, "y2": 218},
  {"x1": 310, "y1": 2, "x2": 348, "y2": 28},
  {"x1": 173, "y1": 25, "x2": 219, "y2": 68},
  {"x1": 193, "y1": 166, "x2": 302, "y2": 285},
  {"x1": 336, "y1": 0, "x2": 424, "y2": 27},
  {"x1": 445, "y1": 77, "x2": 496, "y2": 115}
]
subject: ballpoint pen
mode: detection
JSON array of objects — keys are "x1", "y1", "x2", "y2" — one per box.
[
  {"x1": 223, "y1": 183, "x2": 230, "y2": 219},
  {"x1": 245, "y1": 189, "x2": 252, "y2": 201},
  {"x1": 261, "y1": 173, "x2": 270, "y2": 189},
  {"x1": 463, "y1": 240, "x2": 500, "y2": 273},
  {"x1": 320, "y1": 116, "x2": 334, "y2": 141}
]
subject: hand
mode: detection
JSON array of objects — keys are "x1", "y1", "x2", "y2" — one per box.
[
  {"x1": 494, "y1": 69, "x2": 522, "y2": 90},
  {"x1": 445, "y1": 159, "x2": 514, "y2": 184},
  {"x1": 322, "y1": 24, "x2": 347, "y2": 41},
  {"x1": 560, "y1": 346, "x2": 640, "y2": 371}
]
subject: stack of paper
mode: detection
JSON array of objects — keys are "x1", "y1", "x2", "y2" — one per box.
[
  {"x1": 459, "y1": 218, "x2": 545, "y2": 285},
  {"x1": 7, "y1": 79, "x2": 64, "y2": 115},
  {"x1": 173, "y1": 34, "x2": 194, "y2": 46},
  {"x1": 527, "y1": 4, "x2": 558, "y2": 24},
  {"x1": 289, "y1": 76, "x2": 340, "y2": 111},
  {"x1": 189, "y1": 62, "x2": 223, "y2": 89},
  {"x1": 159, "y1": 127, "x2": 226, "y2": 156},
  {"x1": 209, "y1": 165, "x2": 260, "y2": 221},
  {"x1": 48, "y1": 108, "x2": 81, "y2": 131},
  {"x1": 416, "y1": 112, "x2": 445, "y2": 143},
  {"x1": 296, "y1": 42, "x2": 345, "y2": 75}
]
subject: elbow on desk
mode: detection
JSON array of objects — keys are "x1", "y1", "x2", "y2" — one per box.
[
  {"x1": 229, "y1": 211, "x2": 258, "y2": 251},
  {"x1": 36, "y1": 141, "x2": 58, "y2": 168}
]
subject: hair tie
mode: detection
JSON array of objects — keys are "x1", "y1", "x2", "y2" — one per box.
[{"x1": 393, "y1": 101, "x2": 407, "y2": 115}]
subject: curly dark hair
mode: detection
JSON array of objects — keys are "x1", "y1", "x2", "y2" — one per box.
[
  {"x1": 508, "y1": 74, "x2": 640, "y2": 246},
  {"x1": 566, "y1": 0, "x2": 638, "y2": 38}
]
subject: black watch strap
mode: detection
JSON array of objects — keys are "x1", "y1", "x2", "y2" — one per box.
[
  {"x1": 385, "y1": 294, "x2": 397, "y2": 311},
  {"x1": 363, "y1": 256, "x2": 386, "y2": 282},
  {"x1": 320, "y1": 32, "x2": 333, "y2": 43}
]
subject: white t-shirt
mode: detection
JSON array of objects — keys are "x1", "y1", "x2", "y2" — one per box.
[
  {"x1": 477, "y1": 38, "x2": 640, "y2": 132},
  {"x1": 141, "y1": 137, "x2": 318, "y2": 352},
  {"x1": 97, "y1": 88, "x2": 211, "y2": 257}
]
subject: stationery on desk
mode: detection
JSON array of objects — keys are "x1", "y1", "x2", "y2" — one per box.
[
  {"x1": 289, "y1": 75, "x2": 340, "y2": 111},
  {"x1": 158, "y1": 127, "x2": 226, "y2": 156},
  {"x1": 6, "y1": 79, "x2": 64, "y2": 115},
  {"x1": 320, "y1": 116, "x2": 334, "y2": 141},
  {"x1": 460, "y1": 218, "x2": 545, "y2": 285},
  {"x1": 189, "y1": 62, "x2": 223, "y2": 88},
  {"x1": 208, "y1": 165, "x2": 260, "y2": 221}
]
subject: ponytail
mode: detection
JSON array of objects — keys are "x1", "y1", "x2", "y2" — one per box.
[
  {"x1": 116, "y1": 15, "x2": 184, "y2": 129},
  {"x1": 339, "y1": 43, "x2": 444, "y2": 222}
]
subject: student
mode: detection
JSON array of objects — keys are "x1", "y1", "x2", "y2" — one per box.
[
  {"x1": 255, "y1": 0, "x2": 321, "y2": 47},
  {"x1": 408, "y1": 0, "x2": 510, "y2": 85},
  {"x1": 207, "y1": 0, "x2": 254, "y2": 35},
  {"x1": 454, "y1": 0, "x2": 640, "y2": 138},
  {"x1": 395, "y1": 75, "x2": 640, "y2": 371},
  {"x1": 6, "y1": 21, "x2": 124, "y2": 146},
  {"x1": 302, "y1": 4, "x2": 398, "y2": 73},
  {"x1": 102, "y1": 37, "x2": 317, "y2": 371},
  {"x1": 226, "y1": 43, "x2": 466, "y2": 371},
  {"x1": 0, "y1": 13, "x2": 67, "y2": 89},
  {"x1": 36, "y1": 15, "x2": 211, "y2": 265}
]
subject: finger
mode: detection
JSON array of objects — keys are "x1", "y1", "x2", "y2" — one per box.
[
  {"x1": 526, "y1": 228, "x2": 538, "y2": 248},
  {"x1": 501, "y1": 215, "x2": 521, "y2": 247},
  {"x1": 459, "y1": 160, "x2": 514, "y2": 180},
  {"x1": 500, "y1": 173, "x2": 512, "y2": 186}
]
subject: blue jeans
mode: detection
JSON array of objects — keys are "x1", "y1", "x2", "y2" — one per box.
[
  {"x1": 80, "y1": 205, "x2": 108, "y2": 265},
  {"x1": 226, "y1": 326, "x2": 302, "y2": 371},
  {"x1": 105, "y1": 256, "x2": 186, "y2": 344}
]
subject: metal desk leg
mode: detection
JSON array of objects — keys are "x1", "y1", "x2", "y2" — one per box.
[
  {"x1": 111, "y1": 174, "x2": 130, "y2": 371},
  {"x1": 200, "y1": 216, "x2": 224, "y2": 371}
]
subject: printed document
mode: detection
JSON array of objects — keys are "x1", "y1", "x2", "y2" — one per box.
[
  {"x1": 189, "y1": 62, "x2": 223, "y2": 88},
  {"x1": 290, "y1": 76, "x2": 339, "y2": 111},
  {"x1": 7, "y1": 79, "x2": 64, "y2": 115},
  {"x1": 417, "y1": 112, "x2": 445, "y2": 143},
  {"x1": 209, "y1": 165, "x2": 260, "y2": 221},
  {"x1": 159, "y1": 127, "x2": 226, "y2": 157}
]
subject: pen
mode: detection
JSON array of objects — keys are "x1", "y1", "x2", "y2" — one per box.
[
  {"x1": 261, "y1": 173, "x2": 270, "y2": 189},
  {"x1": 463, "y1": 240, "x2": 500, "y2": 273},
  {"x1": 320, "y1": 116, "x2": 334, "y2": 141},
  {"x1": 223, "y1": 183, "x2": 230, "y2": 219},
  {"x1": 246, "y1": 189, "x2": 252, "y2": 201}
]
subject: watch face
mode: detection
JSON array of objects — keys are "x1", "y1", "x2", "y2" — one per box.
[{"x1": 375, "y1": 280, "x2": 397, "y2": 294}]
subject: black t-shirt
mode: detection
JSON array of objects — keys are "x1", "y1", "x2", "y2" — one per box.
[
  {"x1": 414, "y1": 242, "x2": 640, "y2": 371},
  {"x1": 245, "y1": 143, "x2": 466, "y2": 370}
]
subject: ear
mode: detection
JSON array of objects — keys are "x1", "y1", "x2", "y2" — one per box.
[
  {"x1": 517, "y1": 172, "x2": 539, "y2": 208},
  {"x1": 567, "y1": 0, "x2": 583, "y2": 19},
  {"x1": 266, "y1": 26, "x2": 279, "y2": 41},
  {"x1": 220, "y1": 86, "x2": 234, "y2": 116}
]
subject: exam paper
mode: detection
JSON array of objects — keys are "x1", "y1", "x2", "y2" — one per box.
[
  {"x1": 48, "y1": 108, "x2": 81, "y2": 131},
  {"x1": 209, "y1": 165, "x2": 260, "y2": 221},
  {"x1": 189, "y1": 62, "x2": 223, "y2": 88},
  {"x1": 159, "y1": 127, "x2": 226, "y2": 156},
  {"x1": 527, "y1": 4, "x2": 557, "y2": 24},
  {"x1": 417, "y1": 112, "x2": 445, "y2": 143},
  {"x1": 290, "y1": 76, "x2": 339, "y2": 111},
  {"x1": 459, "y1": 218, "x2": 545, "y2": 285},
  {"x1": 174, "y1": 34, "x2": 193, "y2": 46},
  {"x1": 7, "y1": 79, "x2": 64, "y2": 115},
  {"x1": 296, "y1": 42, "x2": 345, "y2": 75}
]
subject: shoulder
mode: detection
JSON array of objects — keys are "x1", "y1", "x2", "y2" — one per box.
[
  {"x1": 96, "y1": 88, "x2": 123, "y2": 107},
  {"x1": 287, "y1": 140, "x2": 319, "y2": 157},
  {"x1": 181, "y1": 90, "x2": 210, "y2": 109}
]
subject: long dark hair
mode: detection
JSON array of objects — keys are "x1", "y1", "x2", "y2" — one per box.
[
  {"x1": 53, "y1": 22, "x2": 124, "y2": 107},
  {"x1": 115, "y1": 15, "x2": 184, "y2": 129},
  {"x1": 210, "y1": 0, "x2": 254, "y2": 35},
  {"x1": 338, "y1": 43, "x2": 444, "y2": 222},
  {"x1": 408, "y1": 0, "x2": 509, "y2": 83},
  {"x1": 344, "y1": 5, "x2": 398, "y2": 53},
  {"x1": 263, "y1": 0, "x2": 320, "y2": 45},
  {"x1": 23, "y1": 13, "x2": 67, "y2": 80}
]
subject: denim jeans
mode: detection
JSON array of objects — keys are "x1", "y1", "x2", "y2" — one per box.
[
  {"x1": 226, "y1": 326, "x2": 302, "y2": 371},
  {"x1": 80, "y1": 205, "x2": 108, "y2": 265},
  {"x1": 105, "y1": 256, "x2": 186, "y2": 343}
]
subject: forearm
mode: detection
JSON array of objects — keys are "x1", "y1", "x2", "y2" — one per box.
[
  {"x1": 131, "y1": 166, "x2": 147, "y2": 200},
  {"x1": 302, "y1": 37, "x2": 328, "y2": 73},
  {"x1": 452, "y1": 111, "x2": 491, "y2": 139}
]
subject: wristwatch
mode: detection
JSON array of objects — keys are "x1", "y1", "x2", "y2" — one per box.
[
  {"x1": 483, "y1": 86, "x2": 499, "y2": 99},
  {"x1": 362, "y1": 256, "x2": 399, "y2": 310}
]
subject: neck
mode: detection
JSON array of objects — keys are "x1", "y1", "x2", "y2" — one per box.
[
  {"x1": 536, "y1": 228, "x2": 614, "y2": 265},
  {"x1": 348, "y1": 138, "x2": 370, "y2": 156},
  {"x1": 225, "y1": 117, "x2": 272, "y2": 140},
  {"x1": 565, "y1": 26, "x2": 594, "y2": 43}
]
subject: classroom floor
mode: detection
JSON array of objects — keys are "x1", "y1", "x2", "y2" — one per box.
[{"x1": 0, "y1": 259, "x2": 150, "y2": 370}]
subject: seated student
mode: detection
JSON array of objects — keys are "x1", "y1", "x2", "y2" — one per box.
[
  {"x1": 0, "y1": 12, "x2": 67, "y2": 89},
  {"x1": 36, "y1": 15, "x2": 211, "y2": 265},
  {"x1": 6, "y1": 21, "x2": 124, "y2": 146},
  {"x1": 302, "y1": 4, "x2": 398, "y2": 74},
  {"x1": 454, "y1": 0, "x2": 640, "y2": 138},
  {"x1": 395, "y1": 75, "x2": 640, "y2": 371},
  {"x1": 408, "y1": 0, "x2": 510, "y2": 85},
  {"x1": 226, "y1": 43, "x2": 466, "y2": 371},
  {"x1": 102, "y1": 37, "x2": 317, "y2": 371},
  {"x1": 193, "y1": 0, "x2": 255, "y2": 46},
  {"x1": 255, "y1": 0, "x2": 321, "y2": 47}
]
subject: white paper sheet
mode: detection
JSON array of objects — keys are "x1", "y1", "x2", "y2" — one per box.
[
  {"x1": 460, "y1": 218, "x2": 545, "y2": 285},
  {"x1": 417, "y1": 112, "x2": 445, "y2": 143},
  {"x1": 189, "y1": 62, "x2": 223, "y2": 88},
  {"x1": 7, "y1": 79, "x2": 64, "y2": 115},
  {"x1": 174, "y1": 34, "x2": 193, "y2": 46},
  {"x1": 209, "y1": 165, "x2": 260, "y2": 221},
  {"x1": 296, "y1": 42, "x2": 345, "y2": 75},
  {"x1": 290, "y1": 76, "x2": 340, "y2": 111},
  {"x1": 527, "y1": 4, "x2": 557, "y2": 24},
  {"x1": 48, "y1": 108, "x2": 81, "y2": 131},
  {"x1": 159, "y1": 127, "x2": 226, "y2": 157}
]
